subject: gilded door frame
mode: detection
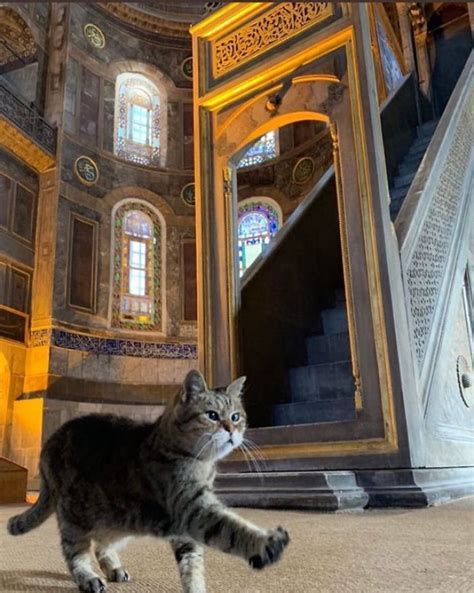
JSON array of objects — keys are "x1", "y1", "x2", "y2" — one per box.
[{"x1": 191, "y1": 3, "x2": 399, "y2": 459}]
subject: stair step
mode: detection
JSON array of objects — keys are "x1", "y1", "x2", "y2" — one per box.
[
  {"x1": 390, "y1": 185, "x2": 410, "y2": 202},
  {"x1": 408, "y1": 140, "x2": 430, "y2": 158},
  {"x1": 321, "y1": 307, "x2": 348, "y2": 335},
  {"x1": 417, "y1": 120, "x2": 438, "y2": 139},
  {"x1": 289, "y1": 360, "x2": 354, "y2": 401},
  {"x1": 394, "y1": 172, "x2": 416, "y2": 189},
  {"x1": 306, "y1": 332, "x2": 350, "y2": 364},
  {"x1": 398, "y1": 161, "x2": 421, "y2": 178},
  {"x1": 402, "y1": 151, "x2": 425, "y2": 169},
  {"x1": 272, "y1": 397, "x2": 356, "y2": 426}
]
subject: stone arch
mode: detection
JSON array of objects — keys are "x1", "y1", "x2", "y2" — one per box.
[{"x1": 216, "y1": 78, "x2": 344, "y2": 165}]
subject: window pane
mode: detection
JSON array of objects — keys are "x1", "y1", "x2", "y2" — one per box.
[
  {"x1": 129, "y1": 240, "x2": 146, "y2": 269},
  {"x1": 238, "y1": 130, "x2": 278, "y2": 168},
  {"x1": 129, "y1": 268, "x2": 146, "y2": 296},
  {"x1": 129, "y1": 104, "x2": 150, "y2": 144}
]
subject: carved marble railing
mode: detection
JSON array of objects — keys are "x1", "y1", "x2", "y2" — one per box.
[
  {"x1": 396, "y1": 53, "x2": 473, "y2": 385},
  {"x1": 0, "y1": 83, "x2": 57, "y2": 154}
]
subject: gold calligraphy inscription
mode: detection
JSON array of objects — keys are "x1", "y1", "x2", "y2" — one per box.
[{"x1": 213, "y1": 3, "x2": 334, "y2": 77}]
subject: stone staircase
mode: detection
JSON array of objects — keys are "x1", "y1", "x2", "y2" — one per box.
[
  {"x1": 389, "y1": 120, "x2": 438, "y2": 220},
  {"x1": 272, "y1": 291, "x2": 355, "y2": 426}
]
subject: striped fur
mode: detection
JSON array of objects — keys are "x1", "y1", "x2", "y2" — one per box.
[{"x1": 6, "y1": 370, "x2": 289, "y2": 593}]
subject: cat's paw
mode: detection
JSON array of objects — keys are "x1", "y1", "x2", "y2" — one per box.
[
  {"x1": 249, "y1": 526, "x2": 290, "y2": 570},
  {"x1": 80, "y1": 577, "x2": 107, "y2": 592},
  {"x1": 109, "y1": 568, "x2": 130, "y2": 583}
]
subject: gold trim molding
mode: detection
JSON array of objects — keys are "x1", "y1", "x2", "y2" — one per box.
[
  {"x1": 0, "y1": 117, "x2": 55, "y2": 173},
  {"x1": 213, "y1": 2, "x2": 334, "y2": 78}
]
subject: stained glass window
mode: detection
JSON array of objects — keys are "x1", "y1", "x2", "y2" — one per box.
[
  {"x1": 115, "y1": 74, "x2": 160, "y2": 166},
  {"x1": 112, "y1": 203, "x2": 162, "y2": 331},
  {"x1": 237, "y1": 199, "x2": 282, "y2": 276},
  {"x1": 238, "y1": 130, "x2": 279, "y2": 169}
]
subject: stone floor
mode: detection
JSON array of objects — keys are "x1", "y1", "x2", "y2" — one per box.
[{"x1": 0, "y1": 498, "x2": 473, "y2": 592}]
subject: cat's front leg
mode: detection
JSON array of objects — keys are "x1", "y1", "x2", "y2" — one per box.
[
  {"x1": 170, "y1": 537, "x2": 206, "y2": 593},
  {"x1": 179, "y1": 501, "x2": 290, "y2": 570}
]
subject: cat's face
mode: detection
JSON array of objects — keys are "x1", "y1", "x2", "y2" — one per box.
[{"x1": 173, "y1": 370, "x2": 247, "y2": 462}]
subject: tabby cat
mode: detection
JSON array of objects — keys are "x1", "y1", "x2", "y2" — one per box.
[{"x1": 7, "y1": 370, "x2": 290, "y2": 593}]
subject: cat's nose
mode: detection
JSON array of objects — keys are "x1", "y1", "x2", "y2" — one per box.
[{"x1": 222, "y1": 420, "x2": 233, "y2": 434}]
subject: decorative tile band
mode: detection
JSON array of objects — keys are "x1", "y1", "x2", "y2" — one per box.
[
  {"x1": 31, "y1": 328, "x2": 197, "y2": 359},
  {"x1": 51, "y1": 329, "x2": 197, "y2": 359}
]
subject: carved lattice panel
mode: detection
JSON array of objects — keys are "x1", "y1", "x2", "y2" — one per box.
[{"x1": 406, "y1": 95, "x2": 473, "y2": 368}]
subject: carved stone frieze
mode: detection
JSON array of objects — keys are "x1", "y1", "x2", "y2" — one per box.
[{"x1": 213, "y1": 2, "x2": 334, "y2": 77}]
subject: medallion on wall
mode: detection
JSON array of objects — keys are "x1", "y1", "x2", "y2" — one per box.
[
  {"x1": 74, "y1": 156, "x2": 99, "y2": 186},
  {"x1": 181, "y1": 182, "x2": 195, "y2": 207},
  {"x1": 84, "y1": 23, "x2": 106, "y2": 49},
  {"x1": 182, "y1": 56, "x2": 193, "y2": 80},
  {"x1": 292, "y1": 157, "x2": 315, "y2": 184}
]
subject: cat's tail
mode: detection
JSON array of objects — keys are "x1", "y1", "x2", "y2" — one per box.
[{"x1": 7, "y1": 476, "x2": 54, "y2": 536}]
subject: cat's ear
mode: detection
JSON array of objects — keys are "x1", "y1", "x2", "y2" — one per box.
[
  {"x1": 182, "y1": 369, "x2": 208, "y2": 403},
  {"x1": 226, "y1": 376, "x2": 246, "y2": 398}
]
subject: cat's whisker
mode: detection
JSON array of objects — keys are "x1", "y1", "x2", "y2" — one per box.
[
  {"x1": 238, "y1": 445, "x2": 254, "y2": 475},
  {"x1": 242, "y1": 439, "x2": 268, "y2": 471},
  {"x1": 240, "y1": 443, "x2": 265, "y2": 482}
]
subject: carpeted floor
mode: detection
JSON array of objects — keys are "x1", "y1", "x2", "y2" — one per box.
[{"x1": 0, "y1": 498, "x2": 473, "y2": 593}]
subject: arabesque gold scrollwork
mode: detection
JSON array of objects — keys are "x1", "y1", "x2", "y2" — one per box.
[{"x1": 213, "y1": 2, "x2": 333, "y2": 77}]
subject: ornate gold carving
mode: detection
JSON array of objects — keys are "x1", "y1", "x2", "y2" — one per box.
[
  {"x1": 0, "y1": 8, "x2": 36, "y2": 65},
  {"x1": 0, "y1": 118, "x2": 55, "y2": 172},
  {"x1": 84, "y1": 23, "x2": 106, "y2": 49},
  {"x1": 408, "y1": 3, "x2": 426, "y2": 37},
  {"x1": 213, "y1": 2, "x2": 334, "y2": 77},
  {"x1": 30, "y1": 328, "x2": 51, "y2": 348}
]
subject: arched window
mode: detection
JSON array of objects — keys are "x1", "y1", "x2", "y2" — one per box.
[
  {"x1": 115, "y1": 74, "x2": 160, "y2": 166},
  {"x1": 237, "y1": 198, "x2": 282, "y2": 276},
  {"x1": 238, "y1": 130, "x2": 279, "y2": 169},
  {"x1": 112, "y1": 202, "x2": 163, "y2": 330}
]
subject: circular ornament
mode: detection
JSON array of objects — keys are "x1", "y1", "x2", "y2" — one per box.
[
  {"x1": 181, "y1": 182, "x2": 195, "y2": 207},
  {"x1": 74, "y1": 156, "x2": 99, "y2": 186},
  {"x1": 456, "y1": 355, "x2": 473, "y2": 408},
  {"x1": 182, "y1": 56, "x2": 193, "y2": 80},
  {"x1": 293, "y1": 157, "x2": 315, "y2": 184},
  {"x1": 84, "y1": 23, "x2": 106, "y2": 49}
]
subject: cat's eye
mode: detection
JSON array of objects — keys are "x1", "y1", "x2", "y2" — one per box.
[
  {"x1": 231, "y1": 412, "x2": 240, "y2": 423},
  {"x1": 205, "y1": 410, "x2": 220, "y2": 422}
]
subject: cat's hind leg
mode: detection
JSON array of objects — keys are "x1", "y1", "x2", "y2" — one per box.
[
  {"x1": 59, "y1": 523, "x2": 106, "y2": 592},
  {"x1": 170, "y1": 537, "x2": 206, "y2": 593},
  {"x1": 95, "y1": 536, "x2": 132, "y2": 583}
]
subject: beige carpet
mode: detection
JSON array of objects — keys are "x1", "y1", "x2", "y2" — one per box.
[{"x1": 0, "y1": 499, "x2": 473, "y2": 593}]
